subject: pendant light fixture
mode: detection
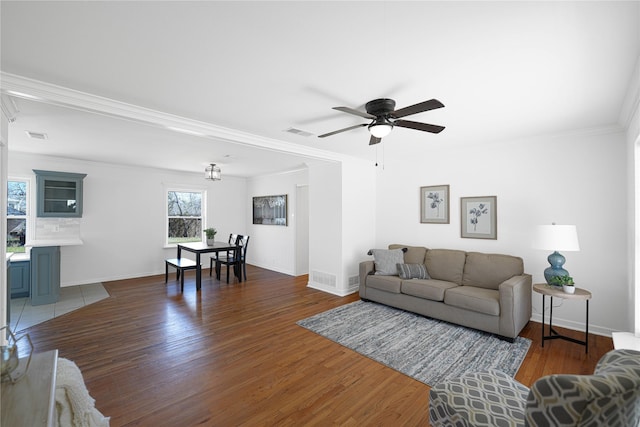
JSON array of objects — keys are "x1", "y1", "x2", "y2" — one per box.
[{"x1": 205, "y1": 163, "x2": 221, "y2": 181}]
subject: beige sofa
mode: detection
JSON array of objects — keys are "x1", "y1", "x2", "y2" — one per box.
[{"x1": 358, "y1": 244, "x2": 532, "y2": 341}]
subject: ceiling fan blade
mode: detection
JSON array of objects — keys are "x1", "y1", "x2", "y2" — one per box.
[
  {"x1": 390, "y1": 99, "x2": 444, "y2": 119},
  {"x1": 333, "y1": 106, "x2": 375, "y2": 119},
  {"x1": 369, "y1": 135, "x2": 382, "y2": 145},
  {"x1": 394, "y1": 119, "x2": 445, "y2": 134},
  {"x1": 317, "y1": 123, "x2": 368, "y2": 138}
]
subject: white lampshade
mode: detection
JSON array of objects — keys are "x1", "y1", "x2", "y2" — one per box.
[
  {"x1": 368, "y1": 122, "x2": 393, "y2": 138},
  {"x1": 532, "y1": 224, "x2": 580, "y2": 251}
]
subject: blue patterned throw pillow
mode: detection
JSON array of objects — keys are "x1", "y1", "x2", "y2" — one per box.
[{"x1": 397, "y1": 263, "x2": 430, "y2": 280}]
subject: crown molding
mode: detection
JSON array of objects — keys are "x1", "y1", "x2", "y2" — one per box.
[
  {"x1": 0, "y1": 72, "x2": 348, "y2": 163},
  {"x1": 0, "y1": 93, "x2": 19, "y2": 123}
]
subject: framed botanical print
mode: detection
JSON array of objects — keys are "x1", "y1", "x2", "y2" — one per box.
[
  {"x1": 461, "y1": 196, "x2": 497, "y2": 239},
  {"x1": 420, "y1": 185, "x2": 450, "y2": 224}
]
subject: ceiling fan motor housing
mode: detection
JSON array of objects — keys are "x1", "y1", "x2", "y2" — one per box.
[{"x1": 365, "y1": 98, "x2": 396, "y2": 116}]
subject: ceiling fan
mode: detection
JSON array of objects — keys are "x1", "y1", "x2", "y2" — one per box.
[{"x1": 318, "y1": 98, "x2": 445, "y2": 145}]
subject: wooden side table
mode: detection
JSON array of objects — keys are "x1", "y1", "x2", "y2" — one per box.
[
  {"x1": 533, "y1": 283, "x2": 592, "y2": 354},
  {"x1": 1, "y1": 349, "x2": 58, "y2": 426}
]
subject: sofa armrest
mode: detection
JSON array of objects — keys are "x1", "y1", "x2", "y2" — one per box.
[
  {"x1": 359, "y1": 261, "x2": 375, "y2": 298},
  {"x1": 498, "y1": 274, "x2": 532, "y2": 338}
]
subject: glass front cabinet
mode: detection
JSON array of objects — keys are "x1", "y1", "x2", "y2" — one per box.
[{"x1": 33, "y1": 170, "x2": 87, "y2": 217}]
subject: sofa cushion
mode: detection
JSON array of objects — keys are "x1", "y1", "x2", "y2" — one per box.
[
  {"x1": 367, "y1": 275, "x2": 403, "y2": 294},
  {"x1": 397, "y1": 263, "x2": 430, "y2": 280},
  {"x1": 370, "y1": 248, "x2": 405, "y2": 276},
  {"x1": 425, "y1": 249, "x2": 467, "y2": 285},
  {"x1": 444, "y1": 286, "x2": 500, "y2": 316},
  {"x1": 389, "y1": 244, "x2": 428, "y2": 264},
  {"x1": 401, "y1": 279, "x2": 458, "y2": 301},
  {"x1": 462, "y1": 252, "x2": 524, "y2": 290}
]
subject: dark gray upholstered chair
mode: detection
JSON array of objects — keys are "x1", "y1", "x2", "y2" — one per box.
[
  {"x1": 429, "y1": 349, "x2": 640, "y2": 427},
  {"x1": 215, "y1": 235, "x2": 250, "y2": 283}
]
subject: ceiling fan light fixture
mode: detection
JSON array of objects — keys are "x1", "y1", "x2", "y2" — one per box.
[
  {"x1": 368, "y1": 119, "x2": 393, "y2": 138},
  {"x1": 320, "y1": 97, "x2": 444, "y2": 143},
  {"x1": 205, "y1": 163, "x2": 221, "y2": 181}
]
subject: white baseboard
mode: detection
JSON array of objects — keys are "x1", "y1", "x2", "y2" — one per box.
[
  {"x1": 306, "y1": 281, "x2": 357, "y2": 297},
  {"x1": 530, "y1": 312, "x2": 614, "y2": 338}
]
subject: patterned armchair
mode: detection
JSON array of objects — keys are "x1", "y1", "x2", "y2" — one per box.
[{"x1": 429, "y1": 349, "x2": 640, "y2": 427}]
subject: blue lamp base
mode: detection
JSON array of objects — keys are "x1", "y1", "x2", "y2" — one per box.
[{"x1": 544, "y1": 250, "x2": 570, "y2": 285}]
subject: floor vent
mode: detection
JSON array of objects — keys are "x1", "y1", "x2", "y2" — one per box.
[{"x1": 311, "y1": 270, "x2": 336, "y2": 288}]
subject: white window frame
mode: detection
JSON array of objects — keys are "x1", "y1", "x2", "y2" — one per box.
[
  {"x1": 164, "y1": 184, "x2": 207, "y2": 247},
  {"x1": 6, "y1": 176, "x2": 34, "y2": 254}
]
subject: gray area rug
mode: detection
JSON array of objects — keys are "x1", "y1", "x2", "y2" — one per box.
[{"x1": 297, "y1": 300, "x2": 531, "y2": 386}]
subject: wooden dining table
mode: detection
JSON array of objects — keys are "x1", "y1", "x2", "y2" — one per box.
[{"x1": 177, "y1": 241, "x2": 241, "y2": 291}]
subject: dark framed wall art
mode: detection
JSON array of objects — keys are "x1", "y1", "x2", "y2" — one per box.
[{"x1": 253, "y1": 194, "x2": 288, "y2": 226}]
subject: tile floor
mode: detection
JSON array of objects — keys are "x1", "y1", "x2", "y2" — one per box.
[{"x1": 9, "y1": 283, "x2": 110, "y2": 332}]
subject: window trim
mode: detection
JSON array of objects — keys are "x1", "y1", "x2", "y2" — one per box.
[
  {"x1": 7, "y1": 175, "x2": 34, "y2": 254},
  {"x1": 164, "y1": 184, "x2": 208, "y2": 248}
]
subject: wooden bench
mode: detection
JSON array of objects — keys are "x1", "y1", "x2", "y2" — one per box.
[{"x1": 165, "y1": 258, "x2": 197, "y2": 292}]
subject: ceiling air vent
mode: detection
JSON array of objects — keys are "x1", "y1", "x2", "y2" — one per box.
[
  {"x1": 25, "y1": 131, "x2": 48, "y2": 140},
  {"x1": 284, "y1": 127, "x2": 314, "y2": 137}
]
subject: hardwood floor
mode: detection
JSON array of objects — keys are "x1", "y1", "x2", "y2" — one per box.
[{"x1": 22, "y1": 265, "x2": 613, "y2": 426}]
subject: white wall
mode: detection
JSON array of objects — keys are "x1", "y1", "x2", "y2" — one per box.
[
  {"x1": 1, "y1": 111, "x2": 8, "y2": 329},
  {"x1": 374, "y1": 129, "x2": 627, "y2": 336},
  {"x1": 306, "y1": 159, "x2": 377, "y2": 296},
  {"x1": 246, "y1": 168, "x2": 308, "y2": 275},
  {"x1": 6, "y1": 151, "x2": 374, "y2": 299},
  {"x1": 295, "y1": 184, "x2": 309, "y2": 276},
  {"x1": 341, "y1": 157, "x2": 377, "y2": 293},
  {"x1": 632, "y1": 127, "x2": 639, "y2": 335},
  {"x1": 628, "y1": 62, "x2": 640, "y2": 334},
  {"x1": 613, "y1": 75, "x2": 638, "y2": 347},
  {"x1": 4, "y1": 109, "x2": 633, "y2": 339},
  {"x1": 307, "y1": 161, "x2": 343, "y2": 294},
  {"x1": 8, "y1": 152, "x2": 247, "y2": 285}
]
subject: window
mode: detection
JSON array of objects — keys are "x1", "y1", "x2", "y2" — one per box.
[
  {"x1": 7, "y1": 179, "x2": 28, "y2": 253},
  {"x1": 166, "y1": 189, "x2": 206, "y2": 246}
]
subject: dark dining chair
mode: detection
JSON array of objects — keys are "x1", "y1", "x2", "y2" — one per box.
[
  {"x1": 215, "y1": 235, "x2": 250, "y2": 283},
  {"x1": 209, "y1": 233, "x2": 238, "y2": 276}
]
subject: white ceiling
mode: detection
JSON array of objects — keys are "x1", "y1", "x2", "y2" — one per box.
[{"x1": 1, "y1": 1, "x2": 639, "y2": 177}]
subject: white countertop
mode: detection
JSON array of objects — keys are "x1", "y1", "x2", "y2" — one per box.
[
  {"x1": 8, "y1": 252, "x2": 29, "y2": 261},
  {"x1": 26, "y1": 239, "x2": 84, "y2": 247}
]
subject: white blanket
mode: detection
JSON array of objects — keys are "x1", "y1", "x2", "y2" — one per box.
[{"x1": 55, "y1": 357, "x2": 110, "y2": 427}]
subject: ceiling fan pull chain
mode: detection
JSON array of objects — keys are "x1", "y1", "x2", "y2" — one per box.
[{"x1": 382, "y1": 142, "x2": 385, "y2": 171}]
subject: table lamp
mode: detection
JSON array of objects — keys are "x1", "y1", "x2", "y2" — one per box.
[{"x1": 532, "y1": 224, "x2": 580, "y2": 284}]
